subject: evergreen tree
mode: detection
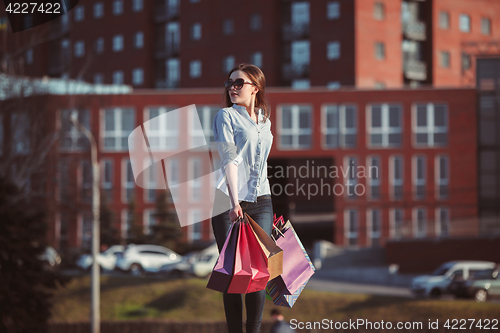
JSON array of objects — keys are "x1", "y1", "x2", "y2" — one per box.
[
  {"x1": 126, "y1": 195, "x2": 148, "y2": 245},
  {"x1": 150, "y1": 190, "x2": 184, "y2": 252},
  {"x1": 0, "y1": 177, "x2": 67, "y2": 333}
]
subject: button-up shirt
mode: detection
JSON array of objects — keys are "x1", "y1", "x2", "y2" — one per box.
[{"x1": 213, "y1": 103, "x2": 273, "y2": 203}]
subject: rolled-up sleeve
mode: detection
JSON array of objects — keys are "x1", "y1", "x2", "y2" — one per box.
[{"x1": 213, "y1": 110, "x2": 243, "y2": 170}]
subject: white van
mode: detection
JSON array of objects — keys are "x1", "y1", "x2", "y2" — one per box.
[
  {"x1": 191, "y1": 243, "x2": 219, "y2": 278},
  {"x1": 410, "y1": 261, "x2": 496, "y2": 298}
]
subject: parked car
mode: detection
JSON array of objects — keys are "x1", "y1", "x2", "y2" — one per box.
[
  {"x1": 410, "y1": 260, "x2": 496, "y2": 298},
  {"x1": 159, "y1": 243, "x2": 219, "y2": 279},
  {"x1": 115, "y1": 244, "x2": 182, "y2": 276},
  {"x1": 449, "y1": 265, "x2": 500, "y2": 302},
  {"x1": 37, "y1": 246, "x2": 62, "y2": 271},
  {"x1": 76, "y1": 245, "x2": 124, "y2": 271}
]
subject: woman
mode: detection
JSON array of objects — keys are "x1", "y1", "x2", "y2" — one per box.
[{"x1": 211, "y1": 63, "x2": 274, "y2": 333}]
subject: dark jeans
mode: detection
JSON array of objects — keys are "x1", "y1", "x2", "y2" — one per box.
[{"x1": 211, "y1": 189, "x2": 273, "y2": 333}]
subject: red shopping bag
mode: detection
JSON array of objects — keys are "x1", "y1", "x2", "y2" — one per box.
[
  {"x1": 227, "y1": 217, "x2": 270, "y2": 294},
  {"x1": 206, "y1": 222, "x2": 240, "y2": 293}
]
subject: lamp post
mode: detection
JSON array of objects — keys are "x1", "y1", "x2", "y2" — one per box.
[{"x1": 70, "y1": 111, "x2": 100, "y2": 333}]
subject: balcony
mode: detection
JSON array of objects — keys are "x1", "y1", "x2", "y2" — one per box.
[
  {"x1": 282, "y1": 63, "x2": 310, "y2": 81},
  {"x1": 155, "y1": 42, "x2": 180, "y2": 59},
  {"x1": 155, "y1": 3, "x2": 179, "y2": 22},
  {"x1": 156, "y1": 79, "x2": 179, "y2": 89},
  {"x1": 282, "y1": 23, "x2": 309, "y2": 41},
  {"x1": 404, "y1": 59, "x2": 427, "y2": 81},
  {"x1": 403, "y1": 21, "x2": 426, "y2": 41}
]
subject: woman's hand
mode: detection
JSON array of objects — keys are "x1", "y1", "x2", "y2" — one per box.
[{"x1": 229, "y1": 204, "x2": 243, "y2": 223}]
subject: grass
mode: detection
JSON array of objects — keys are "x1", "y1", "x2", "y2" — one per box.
[{"x1": 49, "y1": 275, "x2": 500, "y2": 323}]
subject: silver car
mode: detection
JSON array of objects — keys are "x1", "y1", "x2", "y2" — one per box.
[{"x1": 115, "y1": 244, "x2": 182, "y2": 277}]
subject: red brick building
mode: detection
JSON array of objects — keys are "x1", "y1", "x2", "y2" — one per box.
[
  {"x1": 1, "y1": 0, "x2": 499, "y2": 89},
  {"x1": 0, "y1": 83, "x2": 483, "y2": 250}
]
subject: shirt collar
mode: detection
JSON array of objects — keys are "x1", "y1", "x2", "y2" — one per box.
[{"x1": 232, "y1": 103, "x2": 261, "y2": 118}]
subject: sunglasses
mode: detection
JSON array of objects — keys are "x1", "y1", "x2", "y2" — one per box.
[{"x1": 224, "y1": 78, "x2": 255, "y2": 91}]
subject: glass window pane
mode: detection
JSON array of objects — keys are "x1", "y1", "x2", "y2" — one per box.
[
  {"x1": 416, "y1": 106, "x2": 427, "y2": 127},
  {"x1": 345, "y1": 106, "x2": 355, "y2": 128},
  {"x1": 298, "y1": 134, "x2": 311, "y2": 146},
  {"x1": 388, "y1": 133, "x2": 401, "y2": 145},
  {"x1": 105, "y1": 110, "x2": 115, "y2": 131},
  {"x1": 344, "y1": 134, "x2": 356, "y2": 147},
  {"x1": 439, "y1": 157, "x2": 448, "y2": 179},
  {"x1": 122, "y1": 109, "x2": 135, "y2": 131},
  {"x1": 371, "y1": 106, "x2": 382, "y2": 127},
  {"x1": 389, "y1": 106, "x2": 400, "y2": 127},
  {"x1": 299, "y1": 108, "x2": 310, "y2": 129},
  {"x1": 371, "y1": 134, "x2": 382, "y2": 145},
  {"x1": 281, "y1": 135, "x2": 292, "y2": 146},
  {"x1": 434, "y1": 105, "x2": 446, "y2": 127},
  {"x1": 282, "y1": 108, "x2": 292, "y2": 129},
  {"x1": 326, "y1": 134, "x2": 338, "y2": 147},
  {"x1": 326, "y1": 107, "x2": 338, "y2": 128},
  {"x1": 433, "y1": 133, "x2": 447, "y2": 145},
  {"x1": 416, "y1": 133, "x2": 428, "y2": 144}
]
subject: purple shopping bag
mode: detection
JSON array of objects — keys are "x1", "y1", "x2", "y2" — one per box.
[
  {"x1": 206, "y1": 222, "x2": 240, "y2": 293},
  {"x1": 274, "y1": 224, "x2": 315, "y2": 295}
]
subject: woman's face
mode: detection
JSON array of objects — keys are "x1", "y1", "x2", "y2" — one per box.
[{"x1": 228, "y1": 70, "x2": 258, "y2": 107}]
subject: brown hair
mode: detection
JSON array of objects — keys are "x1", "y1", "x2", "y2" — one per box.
[{"x1": 222, "y1": 63, "x2": 271, "y2": 123}]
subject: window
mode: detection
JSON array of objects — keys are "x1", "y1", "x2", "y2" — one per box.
[
  {"x1": 81, "y1": 214, "x2": 92, "y2": 251},
  {"x1": 95, "y1": 37, "x2": 104, "y2": 54},
  {"x1": 223, "y1": 19, "x2": 234, "y2": 35},
  {"x1": 390, "y1": 208, "x2": 405, "y2": 239},
  {"x1": 390, "y1": 155, "x2": 404, "y2": 200},
  {"x1": 74, "y1": 6, "x2": 84, "y2": 21},
  {"x1": 121, "y1": 210, "x2": 133, "y2": 239},
  {"x1": 167, "y1": 58, "x2": 180, "y2": 83},
  {"x1": 189, "y1": 210, "x2": 203, "y2": 241},
  {"x1": 191, "y1": 23, "x2": 202, "y2": 40},
  {"x1": 440, "y1": 51, "x2": 450, "y2": 68},
  {"x1": 250, "y1": 13, "x2": 262, "y2": 31},
  {"x1": 144, "y1": 107, "x2": 179, "y2": 151},
  {"x1": 94, "y1": 73, "x2": 104, "y2": 84},
  {"x1": 459, "y1": 14, "x2": 471, "y2": 32},
  {"x1": 374, "y1": 81, "x2": 386, "y2": 89},
  {"x1": 481, "y1": 18, "x2": 491, "y2": 35},
  {"x1": 113, "y1": 70, "x2": 124, "y2": 84},
  {"x1": 479, "y1": 150, "x2": 497, "y2": 199},
  {"x1": 462, "y1": 53, "x2": 471, "y2": 71},
  {"x1": 327, "y1": 2, "x2": 340, "y2": 20},
  {"x1": 74, "y1": 41, "x2": 84, "y2": 57},
  {"x1": 327, "y1": 81, "x2": 340, "y2": 90},
  {"x1": 373, "y1": 2, "x2": 385, "y2": 20},
  {"x1": 103, "y1": 108, "x2": 135, "y2": 151},
  {"x1": 132, "y1": 68, "x2": 143, "y2": 86},
  {"x1": 344, "y1": 156, "x2": 359, "y2": 200},
  {"x1": 368, "y1": 104, "x2": 402, "y2": 147},
  {"x1": 435, "y1": 155, "x2": 449, "y2": 200},
  {"x1": 93, "y1": 2, "x2": 104, "y2": 18},
  {"x1": 102, "y1": 160, "x2": 113, "y2": 203},
  {"x1": 223, "y1": 55, "x2": 235, "y2": 73},
  {"x1": 344, "y1": 208, "x2": 358, "y2": 246},
  {"x1": 143, "y1": 210, "x2": 156, "y2": 235},
  {"x1": 133, "y1": 0, "x2": 143, "y2": 12},
  {"x1": 59, "y1": 109, "x2": 90, "y2": 151},
  {"x1": 11, "y1": 112, "x2": 30, "y2": 155},
  {"x1": 80, "y1": 160, "x2": 92, "y2": 204},
  {"x1": 367, "y1": 208, "x2": 382, "y2": 247},
  {"x1": 292, "y1": 79, "x2": 310, "y2": 89},
  {"x1": 122, "y1": 159, "x2": 135, "y2": 203},
  {"x1": 26, "y1": 48, "x2": 33, "y2": 64},
  {"x1": 134, "y1": 32, "x2": 144, "y2": 49},
  {"x1": 322, "y1": 104, "x2": 357, "y2": 148},
  {"x1": 367, "y1": 156, "x2": 381, "y2": 200},
  {"x1": 291, "y1": 2, "x2": 310, "y2": 26},
  {"x1": 327, "y1": 41, "x2": 340, "y2": 60},
  {"x1": 113, "y1": 35, "x2": 124, "y2": 52},
  {"x1": 195, "y1": 105, "x2": 219, "y2": 144},
  {"x1": 375, "y1": 42, "x2": 385, "y2": 60},
  {"x1": 167, "y1": 158, "x2": 179, "y2": 201},
  {"x1": 414, "y1": 104, "x2": 448, "y2": 147},
  {"x1": 189, "y1": 158, "x2": 202, "y2": 202},
  {"x1": 439, "y1": 11, "x2": 449, "y2": 29},
  {"x1": 436, "y1": 207, "x2": 450, "y2": 237},
  {"x1": 413, "y1": 208, "x2": 427, "y2": 238},
  {"x1": 113, "y1": 0, "x2": 123, "y2": 15},
  {"x1": 250, "y1": 52, "x2": 262, "y2": 68},
  {"x1": 413, "y1": 155, "x2": 426, "y2": 200},
  {"x1": 279, "y1": 105, "x2": 312, "y2": 149},
  {"x1": 144, "y1": 160, "x2": 159, "y2": 203},
  {"x1": 189, "y1": 60, "x2": 202, "y2": 78}
]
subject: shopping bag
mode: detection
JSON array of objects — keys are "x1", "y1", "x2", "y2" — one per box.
[
  {"x1": 266, "y1": 277, "x2": 311, "y2": 308},
  {"x1": 245, "y1": 220, "x2": 271, "y2": 293},
  {"x1": 206, "y1": 222, "x2": 240, "y2": 293},
  {"x1": 244, "y1": 213, "x2": 283, "y2": 280},
  {"x1": 227, "y1": 219, "x2": 253, "y2": 293}
]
